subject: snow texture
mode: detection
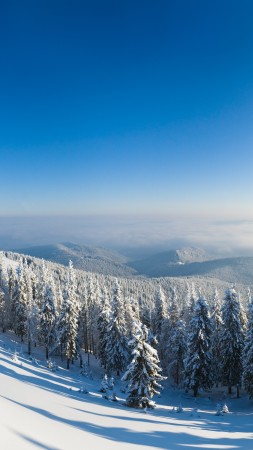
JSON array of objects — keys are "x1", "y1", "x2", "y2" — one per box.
[{"x1": 0, "y1": 331, "x2": 253, "y2": 450}]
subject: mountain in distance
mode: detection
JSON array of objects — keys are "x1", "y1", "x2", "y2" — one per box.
[
  {"x1": 129, "y1": 247, "x2": 253, "y2": 284},
  {"x1": 14, "y1": 242, "x2": 137, "y2": 277},
  {"x1": 12, "y1": 243, "x2": 253, "y2": 285}
]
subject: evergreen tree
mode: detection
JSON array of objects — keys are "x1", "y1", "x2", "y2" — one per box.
[
  {"x1": 210, "y1": 289, "x2": 223, "y2": 386},
  {"x1": 184, "y1": 295, "x2": 213, "y2": 397},
  {"x1": 57, "y1": 261, "x2": 79, "y2": 369},
  {"x1": 7, "y1": 265, "x2": 17, "y2": 330},
  {"x1": 40, "y1": 276, "x2": 57, "y2": 359},
  {"x1": 164, "y1": 287, "x2": 180, "y2": 371},
  {"x1": 243, "y1": 297, "x2": 253, "y2": 398},
  {"x1": 220, "y1": 287, "x2": 244, "y2": 396},
  {"x1": 122, "y1": 324, "x2": 166, "y2": 408},
  {"x1": 152, "y1": 286, "x2": 167, "y2": 338},
  {"x1": 106, "y1": 280, "x2": 129, "y2": 375},
  {"x1": 0, "y1": 253, "x2": 10, "y2": 331},
  {"x1": 24, "y1": 263, "x2": 37, "y2": 354},
  {"x1": 181, "y1": 283, "x2": 197, "y2": 329},
  {"x1": 14, "y1": 261, "x2": 28, "y2": 342},
  {"x1": 168, "y1": 319, "x2": 187, "y2": 386},
  {"x1": 97, "y1": 289, "x2": 111, "y2": 370}
]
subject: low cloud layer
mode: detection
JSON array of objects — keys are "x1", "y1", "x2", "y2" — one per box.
[{"x1": 0, "y1": 215, "x2": 253, "y2": 257}]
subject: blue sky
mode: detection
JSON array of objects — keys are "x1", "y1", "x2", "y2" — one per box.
[{"x1": 1, "y1": 1, "x2": 253, "y2": 249}]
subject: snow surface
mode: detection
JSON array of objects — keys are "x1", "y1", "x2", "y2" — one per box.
[{"x1": 0, "y1": 332, "x2": 253, "y2": 450}]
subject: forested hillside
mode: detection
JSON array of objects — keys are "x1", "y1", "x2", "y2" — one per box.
[{"x1": 1, "y1": 250, "x2": 253, "y2": 403}]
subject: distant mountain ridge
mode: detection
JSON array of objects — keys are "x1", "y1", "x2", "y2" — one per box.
[
  {"x1": 12, "y1": 243, "x2": 253, "y2": 285},
  {"x1": 14, "y1": 242, "x2": 137, "y2": 277},
  {"x1": 130, "y1": 248, "x2": 253, "y2": 284}
]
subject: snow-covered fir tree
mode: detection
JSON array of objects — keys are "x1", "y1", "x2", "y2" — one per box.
[
  {"x1": 57, "y1": 261, "x2": 79, "y2": 369},
  {"x1": 35, "y1": 260, "x2": 48, "y2": 311},
  {"x1": 184, "y1": 295, "x2": 213, "y2": 397},
  {"x1": 243, "y1": 296, "x2": 253, "y2": 397},
  {"x1": 164, "y1": 287, "x2": 180, "y2": 371},
  {"x1": 152, "y1": 286, "x2": 167, "y2": 338},
  {"x1": 168, "y1": 319, "x2": 187, "y2": 386},
  {"x1": 122, "y1": 324, "x2": 166, "y2": 409},
  {"x1": 24, "y1": 262, "x2": 40, "y2": 354},
  {"x1": 210, "y1": 289, "x2": 223, "y2": 387},
  {"x1": 85, "y1": 277, "x2": 98, "y2": 355},
  {"x1": 0, "y1": 254, "x2": 11, "y2": 331},
  {"x1": 220, "y1": 287, "x2": 245, "y2": 396},
  {"x1": 14, "y1": 260, "x2": 29, "y2": 342},
  {"x1": 106, "y1": 279, "x2": 129, "y2": 375},
  {"x1": 97, "y1": 288, "x2": 111, "y2": 370},
  {"x1": 40, "y1": 275, "x2": 57, "y2": 359},
  {"x1": 0, "y1": 289, "x2": 7, "y2": 333}
]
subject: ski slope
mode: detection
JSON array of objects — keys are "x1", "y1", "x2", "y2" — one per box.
[{"x1": 0, "y1": 332, "x2": 252, "y2": 450}]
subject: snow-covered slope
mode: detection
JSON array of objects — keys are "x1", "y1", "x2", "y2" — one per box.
[{"x1": 1, "y1": 332, "x2": 252, "y2": 450}]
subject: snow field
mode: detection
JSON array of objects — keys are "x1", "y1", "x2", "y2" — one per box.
[{"x1": 0, "y1": 332, "x2": 253, "y2": 450}]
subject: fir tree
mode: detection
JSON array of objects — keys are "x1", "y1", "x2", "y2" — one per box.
[
  {"x1": 184, "y1": 295, "x2": 213, "y2": 397},
  {"x1": 164, "y1": 287, "x2": 180, "y2": 371},
  {"x1": 40, "y1": 276, "x2": 57, "y2": 359},
  {"x1": 168, "y1": 319, "x2": 187, "y2": 386},
  {"x1": 220, "y1": 287, "x2": 244, "y2": 396},
  {"x1": 106, "y1": 280, "x2": 129, "y2": 375},
  {"x1": 97, "y1": 289, "x2": 111, "y2": 370},
  {"x1": 24, "y1": 263, "x2": 37, "y2": 354},
  {"x1": 243, "y1": 297, "x2": 253, "y2": 397},
  {"x1": 122, "y1": 324, "x2": 166, "y2": 409},
  {"x1": 210, "y1": 289, "x2": 223, "y2": 386},
  {"x1": 57, "y1": 261, "x2": 79, "y2": 369},
  {"x1": 152, "y1": 286, "x2": 167, "y2": 338},
  {"x1": 14, "y1": 261, "x2": 28, "y2": 342}
]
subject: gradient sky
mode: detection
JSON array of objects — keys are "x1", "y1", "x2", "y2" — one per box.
[{"x1": 1, "y1": 1, "x2": 253, "y2": 249}]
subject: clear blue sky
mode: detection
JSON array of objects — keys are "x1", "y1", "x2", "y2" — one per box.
[{"x1": 1, "y1": 0, "x2": 253, "y2": 221}]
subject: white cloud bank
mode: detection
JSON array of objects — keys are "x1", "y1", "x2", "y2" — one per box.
[{"x1": 0, "y1": 215, "x2": 253, "y2": 256}]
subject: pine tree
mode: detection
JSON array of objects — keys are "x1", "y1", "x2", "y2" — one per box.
[
  {"x1": 7, "y1": 265, "x2": 17, "y2": 330},
  {"x1": 164, "y1": 287, "x2": 180, "y2": 372},
  {"x1": 243, "y1": 297, "x2": 253, "y2": 397},
  {"x1": 220, "y1": 287, "x2": 244, "y2": 396},
  {"x1": 0, "y1": 253, "x2": 10, "y2": 331},
  {"x1": 97, "y1": 289, "x2": 111, "y2": 370},
  {"x1": 152, "y1": 286, "x2": 167, "y2": 338},
  {"x1": 24, "y1": 263, "x2": 37, "y2": 354},
  {"x1": 184, "y1": 295, "x2": 213, "y2": 397},
  {"x1": 122, "y1": 324, "x2": 166, "y2": 408},
  {"x1": 106, "y1": 280, "x2": 129, "y2": 375},
  {"x1": 168, "y1": 319, "x2": 187, "y2": 386},
  {"x1": 210, "y1": 289, "x2": 223, "y2": 386},
  {"x1": 40, "y1": 276, "x2": 57, "y2": 359},
  {"x1": 14, "y1": 261, "x2": 28, "y2": 342},
  {"x1": 57, "y1": 261, "x2": 79, "y2": 369}
]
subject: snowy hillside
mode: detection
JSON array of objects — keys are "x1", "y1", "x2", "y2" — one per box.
[{"x1": 1, "y1": 331, "x2": 253, "y2": 450}]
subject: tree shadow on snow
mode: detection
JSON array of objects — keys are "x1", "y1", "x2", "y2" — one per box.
[
  {"x1": 0, "y1": 358, "x2": 93, "y2": 403},
  {"x1": 2, "y1": 396, "x2": 253, "y2": 450},
  {"x1": 8, "y1": 428, "x2": 61, "y2": 450}
]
